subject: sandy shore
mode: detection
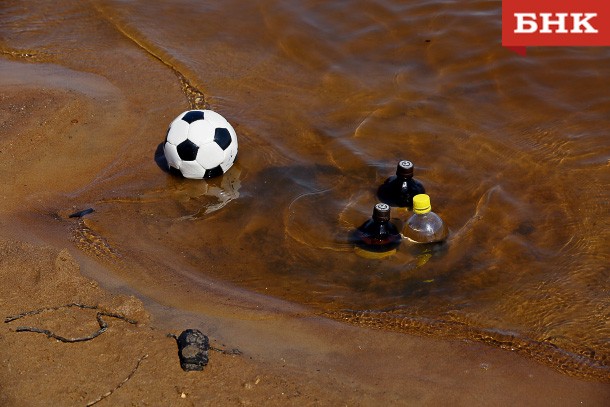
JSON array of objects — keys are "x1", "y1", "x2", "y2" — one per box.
[{"x1": 0, "y1": 236, "x2": 609, "y2": 406}]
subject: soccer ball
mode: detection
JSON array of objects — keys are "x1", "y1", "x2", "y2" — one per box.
[{"x1": 163, "y1": 110, "x2": 238, "y2": 179}]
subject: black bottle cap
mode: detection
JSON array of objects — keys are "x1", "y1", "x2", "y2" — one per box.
[
  {"x1": 372, "y1": 203, "x2": 391, "y2": 221},
  {"x1": 396, "y1": 160, "x2": 414, "y2": 177}
]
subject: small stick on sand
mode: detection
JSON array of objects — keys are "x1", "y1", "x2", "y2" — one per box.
[
  {"x1": 210, "y1": 346, "x2": 242, "y2": 355},
  {"x1": 86, "y1": 354, "x2": 148, "y2": 407},
  {"x1": 4, "y1": 303, "x2": 137, "y2": 342}
]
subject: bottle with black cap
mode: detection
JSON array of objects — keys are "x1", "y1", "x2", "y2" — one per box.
[
  {"x1": 352, "y1": 203, "x2": 402, "y2": 257},
  {"x1": 377, "y1": 160, "x2": 426, "y2": 208}
]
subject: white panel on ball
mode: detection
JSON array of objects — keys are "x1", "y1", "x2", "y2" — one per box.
[
  {"x1": 220, "y1": 159, "x2": 233, "y2": 172},
  {"x1": 188, "y1": 119, "x2": 215, "y2": 146},
  {"x1": 179, "y1": 160, "x2": 206, "y2": 179},
  {"x1": 227, "y1": 126, "x2": 238, "y2": 141},
  {"x1": 220, "y1": 145, "x2": 237, "y2": 171},
  {"x1": 163, "y1": 142, "x2": 182, "y2": 169},
  {"x1": 196, "y1": 142, "x2": 224, "y2": 169},
  {"x1": 203, "y1": 110, "x2": 230, "y2": 127},
  {"x1": 166, "y1": 120, "x2": 190, "y2": 145}
]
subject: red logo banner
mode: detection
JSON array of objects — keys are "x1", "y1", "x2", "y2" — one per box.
[{"x1": 502, "y1": 0, "x2": 610, "y2": 55}]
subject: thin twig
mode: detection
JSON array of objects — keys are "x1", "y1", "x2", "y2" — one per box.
[
  {"x1": 85, "y1": 354, "x2": 148, "y2": 407},
  {"x1": 5, "y1": 303, "x2": 98, "y2": 323},
  {"x1": 5, "y1": 303, "x2": 137, "y2": 343},
  {"x1": 210, "y1": 346, "x2": 242, "y2": 356}
]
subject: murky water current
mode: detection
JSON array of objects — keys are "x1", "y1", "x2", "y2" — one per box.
[{"x1": 2, "y1": 0, "x2": 609, "y2": 380}]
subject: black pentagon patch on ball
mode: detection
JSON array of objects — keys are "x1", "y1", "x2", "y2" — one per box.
[
  {"x1": 204, "y1": 165, "x2": 224, "y2": 178},
  {"x1": 214, "y1": 127, "x2": 231, "y2": 150},
  {"x1": 176, "y1": 139, "x2": 199, "y2": 161},
  {"x1": 181, "y1": 110, "x2": 205, "y2": 124}
]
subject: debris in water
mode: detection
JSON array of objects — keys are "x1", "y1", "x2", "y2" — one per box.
[{"x1": 68, "y1": 208, "x2": 95, "y2": 218}]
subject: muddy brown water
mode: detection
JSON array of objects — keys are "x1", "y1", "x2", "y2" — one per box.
[{"x1": 1, "y1": 0, "x2": 609, "y2": 381}]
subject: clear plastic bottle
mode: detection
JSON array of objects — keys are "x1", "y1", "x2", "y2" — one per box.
[
  {"x1": 403, "y1": 194, "x2": 448, "y2": 243},
  {"x1": 352, "y1": 203, "x2": 401, "y2": 257},
  {"x1": 377, "y1": 160, "x2": 426, "y2": 208}
]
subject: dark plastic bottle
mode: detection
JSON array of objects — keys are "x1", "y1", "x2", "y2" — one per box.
[
  {"x1": 352, "y1": 203, "x2": 401, "y2": 257},
  {"x1": 377, "y1": 160, "x2": 426, "y2": 208}
]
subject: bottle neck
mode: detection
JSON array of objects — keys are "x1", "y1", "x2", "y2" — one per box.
[
  {"x1": 413, "y1": 210, "x2": 430, "y2": 215},
  {"x1": 396, "y1": 174, "x2": 413, "y2": 181}
]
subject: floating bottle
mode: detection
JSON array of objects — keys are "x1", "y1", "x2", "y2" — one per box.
[
  {"x1": 377, "y1": 160, "x2": 426, "y2": 208},
  {"x1": 403, "y1": 194, "x2": 448, "y2": 244},
  {"x1": 352, "y1": 203, "x2": 401, "y2": 257}
]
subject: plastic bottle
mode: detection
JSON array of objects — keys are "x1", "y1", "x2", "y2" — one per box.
[
  {"x1": 352, "y1": 203, "x2": 401, "y2": 257},
  {"x1": 377, "y1": 160, "x2": 425, "y2": 208},
  {"x1": 403, "y1": 194, "x2": 448, "y2": 243}
]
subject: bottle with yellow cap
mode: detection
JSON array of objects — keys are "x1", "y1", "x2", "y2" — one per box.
[
  {"x1": 351, "y1": 203, "x2": 402, "y2": 257},
  {"x1": 403, "y1": 194, "x2": 448, "y2": 244}
]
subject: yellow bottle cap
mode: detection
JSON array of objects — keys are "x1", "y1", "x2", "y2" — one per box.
[{"x1": 413, "y1": 194, "x2": 431, "y2": 214}]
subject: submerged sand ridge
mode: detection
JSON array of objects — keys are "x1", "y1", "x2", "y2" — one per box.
[{"x1": 1, "y1": 0, "x2": 609, "y2": 402}]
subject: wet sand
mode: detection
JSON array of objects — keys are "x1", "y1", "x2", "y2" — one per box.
[
  {"x1": 1, "y1": 237, "x2": 609, "y2": 406},
  {"x1": 1, "y1": 0, "x2": 609, "y2": 404}
]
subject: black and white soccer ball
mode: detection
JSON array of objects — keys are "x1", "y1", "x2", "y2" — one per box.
[{"x1": 163, "y1": 110, "x2": 238, "y2": 179}]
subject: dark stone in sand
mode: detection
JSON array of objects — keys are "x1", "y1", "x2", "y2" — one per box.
[{"x1": 176, "y1": 329, "x2": 210, "y2": 371}]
